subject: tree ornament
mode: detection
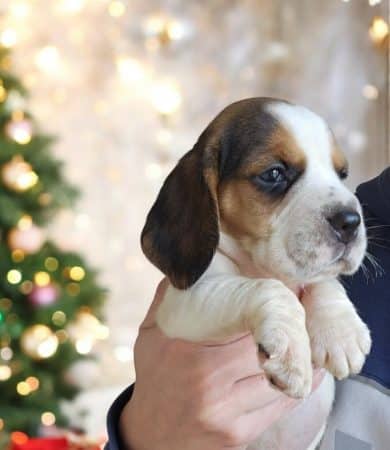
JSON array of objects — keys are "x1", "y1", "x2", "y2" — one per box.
[
  {"x1": 67, "y1": 311, "x2": 109, "y2": 355},
  {"x1": 20, "y1": 325, "x2": 58, "y2": 360},
  {"x1": 7, "y1": 224, "x2": 44, "y2": 254},
  {"x1": 28, "y1": 283, "x2": 59, "y2": 307},
  {"x1": 4, "y1": 90, "x2": 27, "y2": 112},
  {"x1": 5, "y1": 118, "x2": 33, "y2": 144},
  {"x1": 1, "y1": 156, "x2": 38, "y2": 192}
]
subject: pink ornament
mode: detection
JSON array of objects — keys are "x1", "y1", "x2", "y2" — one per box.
[
  {"x1": 8, "y1": 224, "x2": 44, "y2": 253},
  {"x1": 28, "y1": 284, "x2": 59, "y2": 306}
]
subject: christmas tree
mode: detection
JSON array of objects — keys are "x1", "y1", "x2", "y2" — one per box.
[{"x1": 0, "y1": 47, "x2": 106, "y2": 441}]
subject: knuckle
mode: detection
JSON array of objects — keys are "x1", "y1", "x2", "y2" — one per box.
[
  {"x1": 220, "y1": 425, "x2": 243, "y2": 447},
  {"x1": 220, "y1": 424, "x2": 247, "y2": 447}
]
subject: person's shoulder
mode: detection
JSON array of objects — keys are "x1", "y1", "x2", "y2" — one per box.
[{"x1": 356, "y1": 167, "x2": 390, "y2": 228}]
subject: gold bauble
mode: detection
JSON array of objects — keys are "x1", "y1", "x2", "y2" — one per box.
[
  {"x1": 1, "y1": 156, "x2": 38, "y2": 192},
  {"x1": 20, "y1": 325, "x2": 58, "y2": 360},
  {"x1": 5, "y1": 118, "x2": 33, "y2": 144}
]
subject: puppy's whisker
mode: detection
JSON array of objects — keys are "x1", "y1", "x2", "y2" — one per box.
[
  {"x1": 365, "y1": 252, "x2": 385, "y2": 278},
  {"x1": 359, "y1": 260, "x2": 370, "y2": 283},
  {"x1": 366, "y1": 224, "x2": 390, "y2": 230},
  {"x1": 368, "y1": 241, "x2": 390, "y2": 251}
]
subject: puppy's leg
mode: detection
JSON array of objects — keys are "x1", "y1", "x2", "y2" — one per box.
[
  {"x1": 302, "y1": 279, "x2": 371, "y2": 379},
  {"x1": 157, "y1": 275, "x2": 312, "y2": 398}
]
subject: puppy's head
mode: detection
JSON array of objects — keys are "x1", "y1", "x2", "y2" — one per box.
[{"x1": 141, "y1": 98, "x2": 367, "y2": 289}]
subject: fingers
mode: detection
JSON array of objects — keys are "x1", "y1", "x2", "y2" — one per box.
[
  {"x1": 196, "y1": 334, "x2": 262, "y2": 380},
  {"x1": 233, "y1": 368, "x2": 326, "y2": 416},
  {"x1": 232, "y1": 373, "x2": 281, "y2": 414},
  {"x1": 140, "y1": 278, "x2": 169, "y2": 329},
  {"x1": 234, "y1": 394, "x2": 300, "y2": 441}
]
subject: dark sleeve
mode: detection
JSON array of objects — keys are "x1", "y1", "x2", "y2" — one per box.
[{"x1": 104, "y1": 384, "x2": 135, "y2": 450}]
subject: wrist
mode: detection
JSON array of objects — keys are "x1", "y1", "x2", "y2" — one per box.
[{"x1": 120, "y1": 399, "x2": 141, "y2": 450}]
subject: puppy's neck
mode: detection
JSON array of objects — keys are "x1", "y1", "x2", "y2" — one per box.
[{"x1": 218, "y1": 231, "x2": 302, "y2": 296}]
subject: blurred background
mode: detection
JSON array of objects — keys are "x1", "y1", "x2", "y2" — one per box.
[{"x1": 0, "y1": 0, "x2": 389, "y2": 446}]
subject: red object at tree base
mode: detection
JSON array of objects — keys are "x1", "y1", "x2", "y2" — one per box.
[
  {"x1": 11, "y1": 436, "x2": 68, "y2": 450},
  {"x1": 10, "y1": 433, "x2": 102, "y2": 450}
]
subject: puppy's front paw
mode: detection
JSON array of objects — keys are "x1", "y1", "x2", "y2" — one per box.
[
  {"x1": 308, "y1": 308, "x2": 371, "y2": 380},
  {"x1": 254, "y1": 281, "x2": 312, "y2": 399}
]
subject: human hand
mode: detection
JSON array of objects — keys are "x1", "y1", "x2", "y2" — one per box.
[{"x1": 120, "y1": 279, "x2": 324, "y2": 450}]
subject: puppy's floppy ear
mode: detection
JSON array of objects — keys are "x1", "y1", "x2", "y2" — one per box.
[{"x1": 141, "y1": 142, "x2": 219, "y2": 289}]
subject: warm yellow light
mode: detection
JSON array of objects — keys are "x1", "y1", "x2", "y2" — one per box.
[
  {"x1": 17, "y1": 381, "x2": 31, "y2": 395},
  {"x1": 12, "y1": 249, "x2": 25, "y2": 263},
  {"x1": 150, "y1": 81, "x2": 182, "y2": 115},
  {"x1": 21, "y1": 325, "x2": 58, "y2": 359},
  {"x1": 144, "y1": 15, "x2": 166, "y2": 35},
  {"x1": 116, "y1": 57, "x2": 146, "y2": 83},
  {"x1": 69, "y1": 266, "x2": 85, "y2": 281},
  {"x1": 68, "y1": 312, "x2": 109, "y2": 353},
  {"x1": 52, "y1": 311, "x2": 67, "y2": 326},
  {"x1": 96, "y1": 324, "x2": 110, "y2": 340},
  {"x1": 1, "y1": 158, "x2": 37, "y2": 192},
  {"x1": 108, "y1": 1, "x2": 126, "y2": 17},
  {"x1": 0, "y1": 85, "x2": 7, "y2": 102},
  {"x1": 37, "y1": 335, "x2": 58, "y2": 358},
  {"x1": 35, "y1": 46, "x2": 61, "y2": 74},
  {"x1": 41, "y1": 411, "x2": 56, "y2": 426},
  {"x1": 0, "y1": 365, "x2": 11, "y2": 381},
  {"x1": 26, "y1": 376, "x2": 40, "y2": 391},
  {"x1": 166, "y1": 20, "x2": 186, "y2": 41},
  {"x1": 7, "y1": 270, "x2": 22, "y2": 284},
  {"x1": 45, "y1": 257, "x2": 59, "y2": 271},
  {"x1": 17, "y1": 170, "x2": 38, "y2": 189},
  {"x1": 34, "y1": 272, "x2": 51, "y2": 287},
  {"x1": 362, "y1": 84, "x2": 379, "y2": 99},
  {"x1": 369, "y1": 17, "x2": 389, "y2": 45},
  {"x1": 0, "y1": 419, "x2": 3, "y2": 430},
  {"x1": 75, "y1": 338, "x2": 93, "y2": 354},
  {"x1": 0, "y1": 29, "x2": 17, "y2": 48},
  {"x1": 7, "y1": 120, "x2": 33, "y2": 145},
  {"x1": 10, "y1": 2, "x2": 31, "y2": 19},
  {"x1": 58, "y1": 0, "x2": 86, "y2": 14},
  {"x1": 18, "y1": 215, "x2": 32, "y2": 230}
]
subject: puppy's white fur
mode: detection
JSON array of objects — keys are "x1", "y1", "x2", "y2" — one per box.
[{"x1": 153, "y1": 102, "x2": 371, "y2": 449}]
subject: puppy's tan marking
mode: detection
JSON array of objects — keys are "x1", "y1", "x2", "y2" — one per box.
[
  {"x1": 332, "y1": 144, "x2": 348, "y2": 174},
  {"x1": 218, "y1": 124, "x2": 306, "y2": 243}
]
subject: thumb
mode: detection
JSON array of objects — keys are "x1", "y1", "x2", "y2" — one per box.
[{"x1": 140, "y1": 278, "x2": 169, "y2": 329}]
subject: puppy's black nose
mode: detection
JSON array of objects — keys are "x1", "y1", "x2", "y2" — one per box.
[{"x1": 327, "y1": 210, "x2": 361, "y2": 244}]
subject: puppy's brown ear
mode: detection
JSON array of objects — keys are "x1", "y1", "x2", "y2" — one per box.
[{"x1": 141, "y1": 145, "x2": 219, "y2": 289}]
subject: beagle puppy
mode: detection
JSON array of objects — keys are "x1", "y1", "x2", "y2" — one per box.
[{"x1": 141, "y1": 98, "x2": 371, "y2": 449}]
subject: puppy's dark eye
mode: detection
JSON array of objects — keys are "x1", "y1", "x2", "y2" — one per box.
[
  {"x1": 260, "y1": 166, "x2": 287, "y2": 184},
  {"x1": 252, "y1": 163, "x2": 290, "y2": 195},
  {"x1": 338, "y1": 167, "x2": 348, "y2": 180}
]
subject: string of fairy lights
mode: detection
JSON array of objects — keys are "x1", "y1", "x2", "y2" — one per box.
[{"x1": 0, "y1": 0, "x2": 388, "y2": 438}]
